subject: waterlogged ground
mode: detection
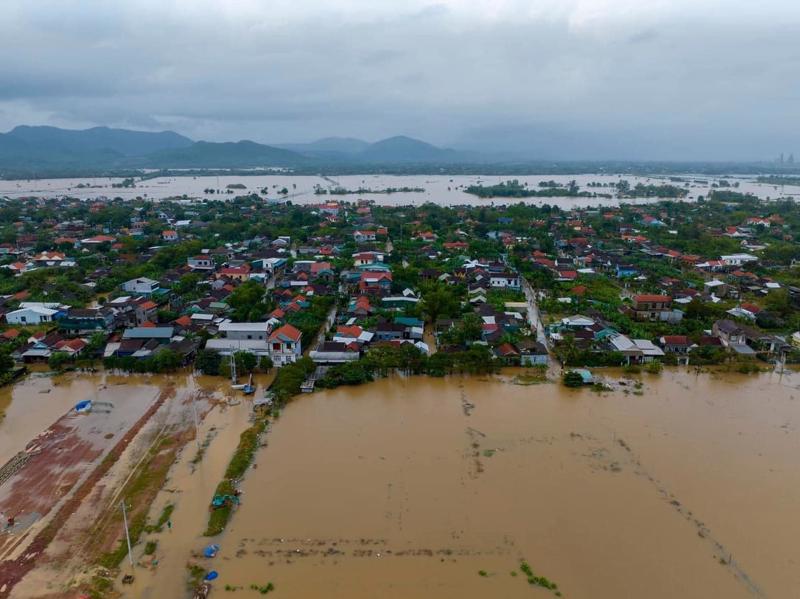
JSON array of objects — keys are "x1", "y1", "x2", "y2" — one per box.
[
  {"x1": 193, "y1": 369, "x2": 800, "y2": 599},
  {"x1": 3, "y1": 368, "x2": 799, "y2": 598},
  {"x1": 2, "y1": 173, "x2": 798, "y2": 207},
  {"x1": 0, "y1": 370, "x2": 271, "y2": 599}
]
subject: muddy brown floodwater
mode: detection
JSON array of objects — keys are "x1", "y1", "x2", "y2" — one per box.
[
  {"x1": 174, "y1": 368, "x2": 799, "y2": 599},
  {"x1": 5, "y1": 368, "x2": 799, "y2": 598}
]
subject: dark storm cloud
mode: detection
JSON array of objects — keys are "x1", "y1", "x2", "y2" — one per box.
[{"x1": 0, "y1": 0, "x2": 799, "y2": 160}]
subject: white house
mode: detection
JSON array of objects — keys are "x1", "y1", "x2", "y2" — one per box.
[
  {"x1": 187, "y1": 255, "x2": 215, "y2": 271},
  {"x1": 205, "y1": 322, "x2": 302, "y2": 366},
  {"x1": 608, "y1": 334, "x2": 666, "y2": 363},
  {"x1": 489, "y1": 272, "x2": 521, "y2": 289},
  {"x1": 6, "y1": 305, "x2": 59, "y2": 325},
  {"x1": 121, "y1": 277, "x2": 160, "y2": 296},
  {"x1": 352, "y1": 251, "x2": 384, "y2": 266},
  {"x1": 353, "y1": 230, "x2": 377, "y2": 243},
  {"x1": 720, "y1": 253, "x2": 759, "y2": 267},
  {"x1": 205, "y1": 338, "x2": 271, "y2": 358},
  {"x1": 218, "y1": 321, "x2": 271, "y2": 341},
  {"x1": 560, "y1": 315, "x2": 596, "y2": 329}
]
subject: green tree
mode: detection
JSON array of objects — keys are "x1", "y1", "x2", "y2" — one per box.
[
  {"x1": 234, "y1": 351, "x2": 257, "y2": 375},
  {"x1": 420, "y1": 283, "x2": 461, "y2": 323},
  {"x1": 48, "y1": 351, "x2": 73, "y2": 371},
  {"x1": 0, "y1": 348, "x2": 13, "y2": 375},
  {"x1": 227, "y1": 280, "x2": 268, "y2": 322},
  {"x1": 563, "y1": 371, "x2": 585, "y2": 387},
  {"x1": 195, "y1": 349, "x2": 222, "y2": 375},
  {"x1": 764, "y1": 288, "x2": 791, "y2": 316}
]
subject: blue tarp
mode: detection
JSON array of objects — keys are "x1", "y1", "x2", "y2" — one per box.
[{"x1": 75, "y1": 400, "x2": 92, "y2": 413}]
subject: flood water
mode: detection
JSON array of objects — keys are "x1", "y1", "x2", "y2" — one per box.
[
  {"x1": 192, "y1": 369, "x2": 800, "y2": 599},
  {"x1": 3, "y1": 369, "x2": 799, "y2": 598},
  {"x1": 0, "y1": 370, "x2": 275, "y2": 599},
  {"x1": 0, "y1": 372, "x2": 117, "y2": 461},
  {"x1": 1, "y1": 174, "x2": 797, "y2": 207}
]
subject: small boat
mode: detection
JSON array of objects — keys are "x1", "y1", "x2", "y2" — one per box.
[
  {"x1": 203, "y1": 544, "x2": 220, "y2": 558},
  {"x1": 74, "y1": 400, "x2": 92, "y2": 414},
  {"x1": 241, "y1": 374, "x2": 255, "y2": 395}
]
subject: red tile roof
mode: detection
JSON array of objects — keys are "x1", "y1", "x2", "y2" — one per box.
[
  {"x1": 336, "y1": 325, "x2": 363, "y2": 338},
  {"x1": 661, "y1": 335, "x2": 689, "y2": 345},
  {"x1": 269, "y1": 323, "x2": 302, "y2": 343},
  {"x1": 634, "y1": 294, "x2": 671, "y2": 303},
  {"x1": 174, "y1": 315, "x2": 192, "y2": 327}
]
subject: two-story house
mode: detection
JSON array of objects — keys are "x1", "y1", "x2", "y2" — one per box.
[
  {"x1": 57, "y1": 307, "x2": 116, "y2": 334},
  {"x1": 268, "y1": 324, "x2": 303, "y2": 366},
  {"x1": 631, "y1": 295, "x2": 673, "y2": 321},
  {"x1": 121, "y1": 277, "x2": 161, "y2": 296},
  {"x1": 358, "y1": 271, "x2": 393, "y2": 296},
  {"x1": 204, "y1": 321, "x2": 273, "y2": 358},
  {"x1": 712, "y1": 319, "x2": 748, "y2": 347}
]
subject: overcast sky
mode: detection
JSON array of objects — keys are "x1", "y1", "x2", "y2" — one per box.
[{"x1": 1, "y1": 0, "x2": 798, "y2": 160}]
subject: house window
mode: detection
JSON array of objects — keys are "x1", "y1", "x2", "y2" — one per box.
[{"x1": 273, "y1": 343, "x2": 281, "y2": 351}]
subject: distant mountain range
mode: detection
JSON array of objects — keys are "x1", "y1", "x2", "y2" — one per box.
[
  {"x1": 0, "y1": 126, "x2": 481, "y2": 173},
  {"x1": 0, "y1": 125, "x2": 194, "y2": 169}
]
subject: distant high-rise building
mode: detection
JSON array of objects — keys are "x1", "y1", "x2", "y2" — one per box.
[{"x1": 789, "y1": 154, "x2": 795, "y2": 164}]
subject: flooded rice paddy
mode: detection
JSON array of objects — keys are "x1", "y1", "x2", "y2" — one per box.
[
  {"x1": 2, "y1": 174, "x2": 798, "y2": 207},
  {"x1": 204, "y1": 370, "x2": 799, "y2": 599},
  {"x1": 2, "y1": 368, "x2": 799, "y2": 598}
]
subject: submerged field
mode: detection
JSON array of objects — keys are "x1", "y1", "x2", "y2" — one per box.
[
  {"x1": 164, "y1": 369, "x2": 799, "y2": 599},
  {"x1": 2, "y1": 368, "x2": 799, "y2": 598}
]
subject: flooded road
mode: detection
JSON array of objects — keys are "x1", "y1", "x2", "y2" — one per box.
[{"x1": 193, "y1": 370, "x2": 800, "y2": 599}]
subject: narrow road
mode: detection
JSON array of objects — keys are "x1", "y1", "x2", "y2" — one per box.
[{"x1": 521, "y1": 277, "x2": 547, "y2": 350}]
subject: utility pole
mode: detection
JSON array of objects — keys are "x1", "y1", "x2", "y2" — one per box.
[{"x1": 120, "y1": 500, "x2": 134, "y2": 569}]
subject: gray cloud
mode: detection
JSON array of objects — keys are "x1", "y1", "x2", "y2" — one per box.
[{"x1": 0, "y1": 0, "x2": 799, "y2": 160}]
